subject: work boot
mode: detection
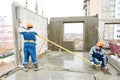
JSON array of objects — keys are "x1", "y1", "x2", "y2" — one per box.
[
  {"x1": 101, "y1": 66, "x2": 110, "y2": 74},
  {"x1": 23, "y1": 64, "x2": 28, "y2": 72},
  {"x1": 101, "y1": 66, "x2": 108, "y2": 71},
  {"x1": 34, "y1": 63, "x2": 41, "y2": 71}
]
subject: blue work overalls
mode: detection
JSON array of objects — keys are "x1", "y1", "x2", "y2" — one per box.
[{"x1": 20, "y1": 28, "x2": 38, "y2": 65}]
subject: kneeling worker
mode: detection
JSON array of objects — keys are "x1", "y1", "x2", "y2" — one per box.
[{"x1": 89, "y1": 41, "x2": 108, "y2": 70}]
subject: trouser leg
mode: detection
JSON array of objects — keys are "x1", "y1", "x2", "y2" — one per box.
[
  {"x1": 101, "y1": 56, "x2": 108, "y2": 67},
  {"x1": 28, "y1": 45, "x2": 40, "y2": 71},
  {"x1": 29, "y1": 45, "x2": 38, "y2": 64},
  {"x1": 23, "y1": 46, "x2": 29, "y2": 72},
  {"x1": 93, "y1": 58, "x2": 100, "y2": 64},
  {"x1": 23, "y1": 46, "x2": 29, "y2": 65}
]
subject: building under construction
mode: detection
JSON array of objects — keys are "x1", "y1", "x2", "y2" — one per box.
[{"x1": 0, "y1": 1, "x2": 120, "y2": 80}]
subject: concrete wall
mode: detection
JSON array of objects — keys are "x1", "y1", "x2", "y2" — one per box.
[
  {"x1": 48, "y1": 16, "x2": 98, "y2": 51},
  {"x1": 12, "y1": 2, "x2": 48, "y2": 65}
]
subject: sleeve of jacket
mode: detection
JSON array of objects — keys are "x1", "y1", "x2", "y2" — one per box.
[
  {"x1": 101, "y1": 49, "x2": 107, "y2": 66},
  {"x1": 101, "y1": 49, "x2": 106, "y2": 58},
  {"x1": 89, "y1": 47, "x2": 94, "y2": 61},
  {"x1": 18, "y1": 27, "x2": 26, "y2": 33}
]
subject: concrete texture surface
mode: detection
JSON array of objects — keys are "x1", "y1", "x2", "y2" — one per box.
[
  {"x1": 108, "y1": 55, "x2": 120, "y2": 72},
  {"x1": 0, "y1": 55, "x2": 15, "y2": 75},
  {"x1": 3, "y1": 51, "x2": 120, "y2": 80},
  {"x1": 48, "y1": 17, "x2": 98, "y2": 51}
]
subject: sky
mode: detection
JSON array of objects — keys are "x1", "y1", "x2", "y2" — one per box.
[
  {"x1": 42, "y1": 0, "x2": 85, "y2": 18},
  {"x1": 0, "y1": 0, "x2": 84, "y2": 33},
  {"x1": 0, "y1": 0, "x2": 84, "y2": 18},
  {"x1": 64, "y1": 23, "x2": 83, "y2": 34}
]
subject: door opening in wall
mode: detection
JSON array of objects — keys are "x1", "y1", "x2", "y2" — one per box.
[{"x1": 64, "y1": 23, "x2": 83, "y2": 51}]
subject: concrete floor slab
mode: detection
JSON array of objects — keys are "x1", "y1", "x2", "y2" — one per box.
[{"x1": 3, "y1": 51, "x2": 120, "y2": 80}]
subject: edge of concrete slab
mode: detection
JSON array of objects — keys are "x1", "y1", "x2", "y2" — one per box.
[{"x1": 108, "y1": 55, "x2": 120, "y2": 73}]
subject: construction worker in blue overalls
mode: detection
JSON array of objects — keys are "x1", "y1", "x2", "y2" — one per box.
[
  {"x1": 19, "y1": 23, "x2": 40, "y2": 72},
  {"x1": 89, "y1": 41, "x2": 108, "y2": 71}
]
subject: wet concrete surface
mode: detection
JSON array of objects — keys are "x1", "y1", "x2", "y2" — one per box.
[{"x1": 3, "y1": 51, "x2": 120, "y2": 80}]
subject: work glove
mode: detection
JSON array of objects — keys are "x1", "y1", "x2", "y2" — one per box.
[
  {"x1": 90, "y1": 62, "x2": 95, "y2": 66},
  {"x1": 104, "y1": 66, "x2": 108, "y2": 69}
]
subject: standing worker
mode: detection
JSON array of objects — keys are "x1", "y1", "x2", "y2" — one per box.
[
  {"x1": 89, "y1": 41, "x2": 108, "y2": 71},
  {"x1": 19, "y1": 23, "x2": 40, "y2": 72}
]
